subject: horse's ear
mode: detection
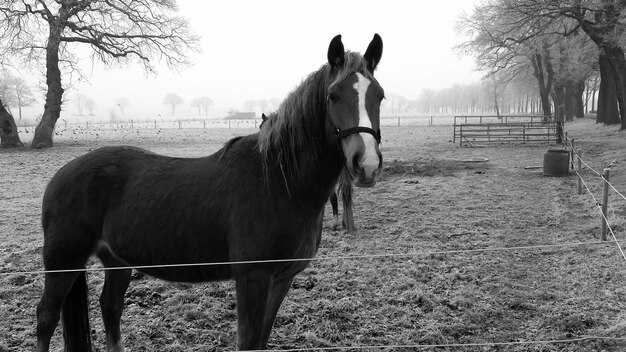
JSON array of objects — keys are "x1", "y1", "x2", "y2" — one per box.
[
  {"x1": 262, "y1": 113, "x2": 267, "y2": 122},
  {"x1": 327, "y1": 34, "x2": 345, "y2": 69},
  {"x1": 364, "y1": 33, "x2": 383, "y2": 73}
]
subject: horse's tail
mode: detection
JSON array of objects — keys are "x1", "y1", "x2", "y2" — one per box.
[{"x1": 62, "y1": 271, "x2": 92, "y2": 352}]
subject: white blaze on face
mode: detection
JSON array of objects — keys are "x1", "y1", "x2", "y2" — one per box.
[{"x1": 353, "y1": 72, "x2": 380, "y2": 178}]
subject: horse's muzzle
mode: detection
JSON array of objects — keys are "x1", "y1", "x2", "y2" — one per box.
[{"x1": 348, "y1": 145, "x2": 382, "y2": 187}]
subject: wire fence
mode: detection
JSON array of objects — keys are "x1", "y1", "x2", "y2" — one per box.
[
  {"x1": 0, "y1": 241, "x2": 610, "y2": 277},
  {"x1": 15, "y1": 115, "x2": 458, "y2": 134},
  {"x1": 567, "y1": 138, "x2": 626, "y2": 261},
  {"x1": 4, "y1": 130, "x2": 626, "y2": 351}
]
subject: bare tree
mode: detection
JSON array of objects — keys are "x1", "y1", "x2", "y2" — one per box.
[
  {"x1": 559, "y1": 1, "x2": 626, "y2": 126},
  {"x1": 459, "y1": 0, "x2": 626, "y2": 127},
  {"x1": 73, "y1": 93, "x2": 89, "y2": 116},
  {"x1": 0, "y1": 71, "x2": 16, "y2": 113},
  {"x1": 116, "y1": 98, "x2": 130, "y2": 115},
  {"x1": 0, "y1": 72, "x2": 37, "y2": 120},
  {"x1": 0, "y1": 1, "x2": 199, "y2": 148},
  {"x1": 84, "y1": 97, "x2": 95, "y2": 115},
  {"x1": 163, "y1": 93, "x2": 184, "y2": 116},
  {"x1": 457, "y1": 1, "x2": 564, "y2": 119},
  {"x1": 190, "y1": 97, "x2": 203, "y2": 115},
  {"x1": 12, "y1": 75, "x2": 37, "y2": 120},
  {"x1": 190, "y1": 96, "x2": 213, "y2": 116}
]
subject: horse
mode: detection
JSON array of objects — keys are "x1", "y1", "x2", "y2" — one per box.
[
  {"x1": 261, "y1": 113, "x2": 357, "y2": 233},
  {"x1": 329, "y1": 167, "x2": 356, "y2": 233},
  {"x1": 36, "y1": 33, "x2": 384, "y2": 351}
]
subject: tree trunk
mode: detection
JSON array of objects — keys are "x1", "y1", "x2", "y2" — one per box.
[
  {"x1": 570, "y1": 80, "x2": 585, "y2": 118},
  {"x1": 597, "y1": 53, "x2": 620, "y2": 124},
  {"x1": 492, "y1": 83, "x2": 500, "y2": 118},
  {"x1": 552, "y1": 82, "x2": 566, "y2": 121},
  {"x1": 530, "y1": 47, "x2": 553, "y2": 121},
  {"x1": 604, "y1": 45, "x2": 626, "y2": 129},
  {"x1": 0, "y1": 98, "x2": 24, "y2": 148},
  {"x1": 31, "y1": 21, "x2": 64, "y2": 149}
]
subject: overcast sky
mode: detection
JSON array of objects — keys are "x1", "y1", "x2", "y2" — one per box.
[{"x1": 59, "y1": 0, "x2": 482, "y2": 119}]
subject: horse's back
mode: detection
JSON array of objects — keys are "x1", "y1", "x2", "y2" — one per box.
[{"x1": 41, "y1": 139, "x2": 323, "y2": 281}]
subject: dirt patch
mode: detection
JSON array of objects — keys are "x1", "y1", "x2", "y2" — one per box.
[{"x1": 1, "y1": 118, "x2": 626, "y2": 351}]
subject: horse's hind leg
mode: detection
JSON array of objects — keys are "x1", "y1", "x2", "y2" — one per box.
[
  {"x1": 98, "y1": 247, "x2": 132, "y2": 352},
  {"x1": 36, "y1": 271, "x2": 81, "y2": 352},
  {"x1": 341, "y1": 179, "x2": 356, "y2": 233},
  {"x1": 329, "y1": 190, "x2": 340, "y2": 229},
  {"x1": 99, "y1": 268, "x2": 131, "y2": 352},
  {"x1": 37, "y1": 230, "x2": 93, "y2": 352}
]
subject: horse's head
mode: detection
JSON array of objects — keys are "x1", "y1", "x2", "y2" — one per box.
[{"x1": 326, "y1": 34, "x2": 384, "y2": 188}]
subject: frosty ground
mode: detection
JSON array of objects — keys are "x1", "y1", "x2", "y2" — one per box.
[{"x1": 1, "y1": 118, "x2": 625, "y2": 351}]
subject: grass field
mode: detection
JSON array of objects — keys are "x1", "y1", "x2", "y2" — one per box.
[{"x1": 1, "y1": 118, "x2": 626, "y2": 351}]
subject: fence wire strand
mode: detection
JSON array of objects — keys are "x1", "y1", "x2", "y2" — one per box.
[
  {"x1": 0, "y1": 241, "x2": 608, "y2": 277},
  {"x1": 4, "y1": 136, "x2": 626, "y2": 352},
  {"x1": 572, "y1": 152, "x2": 626, "y2": 262},
  {"x1": 246, "y1": 336, "x2": 626, "y2": 351}
]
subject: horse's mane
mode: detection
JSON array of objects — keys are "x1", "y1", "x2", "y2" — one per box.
[{"x1": 257, "y1": 51, "x2": 373, "y2": 184}]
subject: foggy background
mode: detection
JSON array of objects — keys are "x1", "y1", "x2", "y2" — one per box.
[{"x1": 19, "y1": 0, "x2": 481, "y2": 122}]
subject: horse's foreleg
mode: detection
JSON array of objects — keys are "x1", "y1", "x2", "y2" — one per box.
[
  {"x1": 261, "y1": 274, "x2": 295, "y2": 348},
  {"x1": 235, "y1": 269, "x2": 272, "y2": 350},
  {"x1": 36, "y1": 272, "x2": 80, "y2": 352},
  {"x1": 99, "y1": 268, "x2": 131, "y2": 352}
]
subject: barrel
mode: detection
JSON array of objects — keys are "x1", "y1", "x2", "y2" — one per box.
[{"x1": 543, "y1": 149, "x2": 570, "y2": 176}]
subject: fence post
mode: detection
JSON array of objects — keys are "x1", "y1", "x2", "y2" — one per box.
[
  {"x1": 570, "y1": 138, "x2": 575, "y2": 169},
  {"x1": 601, "y1": 168, "x2": 611, "y2": 241},
  {"x1": 577, "y1": 150, "x2": 582, "y2": 195},
  {"x1": 131, "y1": 119, "x2": 134, "y2": 129},
  {"x1": 397, "y1": 115, "x2": 400, "y2": 126}
]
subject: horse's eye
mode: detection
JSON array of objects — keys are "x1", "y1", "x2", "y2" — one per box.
[{"x1": 328, "y1": 94, "x2": 338, "y2": 103}]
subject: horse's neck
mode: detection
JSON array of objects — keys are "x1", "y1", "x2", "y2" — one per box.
[
  {"x1": 272, "y1": 138, "x2": 344, "y2": 206},
  {"x1": 301, "y1": 143, "x2": 344, "y2": 192}
]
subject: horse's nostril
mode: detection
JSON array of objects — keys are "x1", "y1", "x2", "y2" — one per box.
[{"x1": 352, "y1": 153, "x2": 361, "y2": 171}]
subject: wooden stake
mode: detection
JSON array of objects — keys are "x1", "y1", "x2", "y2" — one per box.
[
  {"x1": 601, "y1": 168, "x2": 611, "y2": 241},
  {"x1": 577, "y1": 150, "x2": 582, "y2": 195}
]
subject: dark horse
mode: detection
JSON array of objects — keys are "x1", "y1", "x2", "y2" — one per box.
[
  {"x1": 329, "y1": 168, "x2": 356, "y2": 233},
  {"x1": 261, "y1": 113, "x2": 357, "y2": 233},
  {"x1": 36, "y1": 34, "x2": 384, "y2": 351}
]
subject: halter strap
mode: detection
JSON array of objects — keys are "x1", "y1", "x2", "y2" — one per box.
[{"x1": 334, "y1": 127, "x2": 381, "y2": 144}]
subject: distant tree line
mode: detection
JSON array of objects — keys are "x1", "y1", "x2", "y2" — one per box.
[
  {"x1": 60, "y1": 93, "x2": 283, "y2": 121},
  {"x1": 457, "y1": 0, "x2": 626, "y2": 128},
  {"x1": 383, "y1": 73, "x2": 599, "y2": 117}
]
